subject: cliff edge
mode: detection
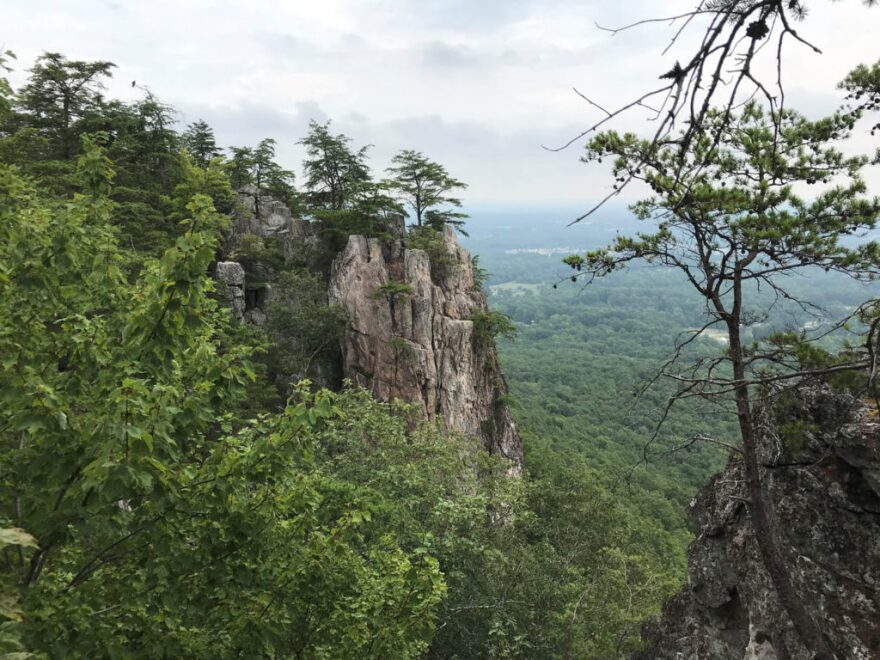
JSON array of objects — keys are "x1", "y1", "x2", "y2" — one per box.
[
  {"x1": 215, "y1": 190, "x2": 523, "y2": 472},
  {"x1": 329, "y1": 228, "x2": 522, "y2": 471},
  {"x1": 635, "y1": 387, "x2": 880, "y2": 659}
]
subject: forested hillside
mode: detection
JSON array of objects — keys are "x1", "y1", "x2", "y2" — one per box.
[
  {"x1": 478, "y1": 251, "x2": 880, "y2": 582},
  {"x1": 0, "y1": 52, "x2": 693, "y2": 659}
]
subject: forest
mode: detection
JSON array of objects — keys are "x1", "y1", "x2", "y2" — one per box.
[
  {"x1": 0, "y1": 50, "x2": 701, "y2": 658},
  {"x1": 3, "y1": 2, "x2": 880, "y2": 657}
]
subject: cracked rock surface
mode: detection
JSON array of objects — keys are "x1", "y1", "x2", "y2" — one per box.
[
  {"x1": 634, "y1": 387, "x2": 880, "y2": 659},
  {"x1": 329, "y1": 227, "x2": 523, "y2": 472}
]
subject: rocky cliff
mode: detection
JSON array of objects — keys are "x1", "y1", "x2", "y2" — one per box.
[
  {"x1": 229, "y1": 185, "x2": 316, "y2": 259},
  {"x1": 635, "y1": 387, "x2": 880, "y2": 660},
  {"x1": 214, "y1": 189, "x2": 523, "y2": 471},
  {"x1": 329, "y1": 228, "x2": 523, "y2": 472}
]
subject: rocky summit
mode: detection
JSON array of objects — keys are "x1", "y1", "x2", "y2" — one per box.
[
  {"x1": 330, "y1": 227, "x2": 522, "y2": 471},
  {"x1": 215, "y1": 189, "x2": 523, "y2": 471}
]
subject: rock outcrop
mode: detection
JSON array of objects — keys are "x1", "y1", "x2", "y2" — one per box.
[
  {"x1": 214, "y1": 261, "x2": 246, "y2": 322},
  {"x1": 635, "y1": 387, "x2": 880, "y2": 659},
  {"x1": 229, "y1": 186, "x2": 316, "y2": 259},
  {"x1": 214, "y1": 188, "x2": 523, "y2": 471},
  {"x1": 329, "y1": 227, "x2": 523, "y2": 472}
]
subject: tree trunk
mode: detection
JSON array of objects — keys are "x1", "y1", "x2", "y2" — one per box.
[
  {"x1": 62, "y1": 96, "x2": 71, "y2": 160},
  {"x1": 727, "y1": 322, "x2": 837, "y2": 660}
]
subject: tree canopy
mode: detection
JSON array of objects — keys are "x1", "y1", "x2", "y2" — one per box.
[
  {"x1": 299, "y1": 119, "x2": 372, "y2": 210},
  {"x1": 180, "y1": 119, "x2": 221, "y2": 167},
  {"x1": 386, "y1": 149, "x2": 468, "y2": 232},
  {"x1": 17, "y1": 52, "x2": 115, "y2": 159}
]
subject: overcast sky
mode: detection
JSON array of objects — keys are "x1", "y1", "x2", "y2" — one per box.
[{"x1": 3, "y1": 0, "x2": 879, "y2": 207}]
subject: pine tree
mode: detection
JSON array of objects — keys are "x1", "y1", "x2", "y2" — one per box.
[
  {"x1": 569, "y1": 101, "x2": 880, "y2": 658},
  {"x1": 180, "y1": 119, "x2": 220, "y2": 166},
  {"x1": 386, "y1": 149, "x2": 468, "y2": 232}
]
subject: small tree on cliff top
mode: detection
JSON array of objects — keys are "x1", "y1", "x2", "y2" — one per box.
[
  {"x1": 181, "y1": 119, "x2": 220, "y2": 167},
  {"x1": 566, "y1": 101, "x2": 880, "y2": 658},
  {"x1": 386, "y1": 149, "x2": 468, "y2": 233},
  {"x1": 228, "y1": 137, "x2": 297, "y2": 212},
  {"x1": 299, "y1": 119, "x2": 371, "y2": 210}
]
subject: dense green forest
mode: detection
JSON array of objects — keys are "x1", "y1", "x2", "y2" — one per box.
[
  {"x1": 0, "y1": 51, "x2": 695, "y2": 659},
  {"x1": 479, "y1": 253, "x2": 878, "y2": 520}
]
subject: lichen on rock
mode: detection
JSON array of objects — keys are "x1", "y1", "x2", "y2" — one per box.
[
  {"x1": 329, "y1": 226, "x2": 523, "y2": 472},
  {"x1": 635, "y1": 386, "x2": 880, "y2": 659}
]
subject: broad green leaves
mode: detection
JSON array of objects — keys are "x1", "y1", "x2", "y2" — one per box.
[{"x1": 0, "y1": 141, "x2": 447, "y2": 658}]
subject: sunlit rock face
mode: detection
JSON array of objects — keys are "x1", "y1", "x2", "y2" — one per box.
[
  {"x1": 214, "y1": 189, "x2": 523, "y2": 472},
  {"x1": 329, "y1": 227, "x2": 523, "y2": 472},
  {"x1": 634, "y1": 386, "x2": 880, "y2": 660}
]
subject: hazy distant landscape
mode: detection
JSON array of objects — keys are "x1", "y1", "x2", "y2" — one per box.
[{"x1": 464, "y1": 210, "x2": 880, "y2": 557}]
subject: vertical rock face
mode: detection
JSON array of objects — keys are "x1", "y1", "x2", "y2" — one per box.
[
  {"x1": 328, "y1": 227, "x2": 523, "y2": 472},
  {"x1": 214, "y1": 189, "x2": 523, "y2": 472},
  {"x1": 214, "y1": 261, "x2": 246, "y2": 322},
  {"x1": 635, "y1": 387, "x2": 880, "y2": 660}
]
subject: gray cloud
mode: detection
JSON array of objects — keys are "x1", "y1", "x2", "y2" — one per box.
[
  {"x1": 2, "y1": 0, "x2": 878, "y2": 204},
  {"x1": 421, "y1": 41, "x2": 479, "y2": 68}
]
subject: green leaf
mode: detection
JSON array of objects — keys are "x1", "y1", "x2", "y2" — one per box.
[{"x1": 0, "y1": 527, "x2": 37, "y2": 550}]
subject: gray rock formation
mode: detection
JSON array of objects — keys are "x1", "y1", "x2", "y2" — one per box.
[
  {"x1": 329, "y1": 227, "x2": 523, "y2": 472},
  {"x1": 230, "y1": 186, "x2": 316, "y2": 260},
  {"x1": 214, "y1": 261, "x2": 246, "y2": 322},
  {"x1": 635, "y1": 387, "x2": 880, "y2": 659},
  {"x1": 215, "y1": 188, "x2": 317, "y2": 326},
  {"x1": 214, "y1": 189, "x2": 522, "y2": 471}
]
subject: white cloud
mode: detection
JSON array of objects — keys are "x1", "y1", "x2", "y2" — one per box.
[{"x1": 2, "y1": 0, "x2": 879, "y2": 204}]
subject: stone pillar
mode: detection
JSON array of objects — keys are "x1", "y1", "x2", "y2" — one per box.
[{"x1": 214, "y1": 261, "x2": 246, "y2": 322}]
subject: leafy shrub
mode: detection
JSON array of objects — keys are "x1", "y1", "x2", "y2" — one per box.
[
  {"x1": 312, "y1": 208, "x2": 393, "y2": 272},
  {"x1": 230, "y1": 233, "x2": 286, "y2": 274},
  {"x1": 372, "y1": 281, "x2": 414, "y2": 301},
  {"x1": 387, "y1": 336, "x2": 416, "y2": 359},
  {"x1": 266, "y1": 268, "x2": 347, "y2": 390},
  {"x1": 471, "y1": 309, "x2": 517, "y2": 346},
  {"x1": 472, "y1": 254, "x2": 489, "y2": 292}
]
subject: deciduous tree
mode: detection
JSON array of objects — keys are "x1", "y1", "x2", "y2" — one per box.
[{"x1": 0, "y1": 136, "x2": 445, "y2": 658}]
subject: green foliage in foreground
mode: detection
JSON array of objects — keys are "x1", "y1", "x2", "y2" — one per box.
[
  {"x1": 0, "y1": 144, "x2": 443, "y2": 658},
  {"x1": 471, "y1": 309, "x2": 518, "y2": 345},
  {"x1": 0, "y1": 49, "x2": 729, "y2": 658},
  {"x1": 0, "y1": 134, "x2": 680, "y2": 659},
  {"x1": 406, "y1": 225, "x2": 460, "y2": 279}
]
